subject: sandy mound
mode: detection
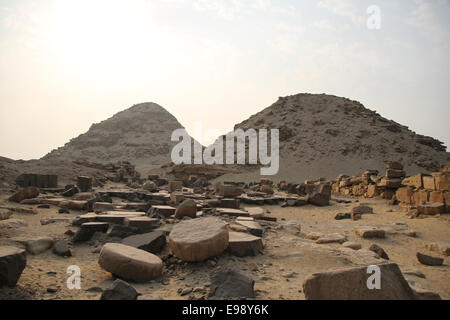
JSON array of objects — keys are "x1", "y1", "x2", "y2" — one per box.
[
  {"x1": 42, "y1": 102, "x2": 193, "y2": 165},
  {"x1": 215, "y1": 93, "x2": 449, "y2": 182}
]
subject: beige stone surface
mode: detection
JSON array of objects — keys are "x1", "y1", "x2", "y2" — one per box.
[
  {"x1": 168, "y1": 217, "x2": 229, "y2": 262},
  {"x1": 98, "y1": 243, "x2": 163, "y2": 282}
]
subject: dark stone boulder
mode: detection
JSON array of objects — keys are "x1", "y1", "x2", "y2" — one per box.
[
  {"x1": 121, "y1": 231, "x2": 166, "y2": 254},
  {"x1": 209, "y1": 269, "x2": 255, "y2": 299},
  {"x1": 100, "y1": 279, "x2": 138, "y2": 300},
  {"x1": 0, "y1": 246, "x2": 27, "y2": 287}
]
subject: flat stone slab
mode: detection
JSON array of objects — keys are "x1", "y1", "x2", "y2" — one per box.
[
  {"x1": 93, "y1": 202, "x2": 115, "y2": 213},
  {"x1": 59, "y1": 200, "x2": 88, "y2": 211},
  {"x1": 316, "y1": 233, "x2": 347, "y2": 244},
  {"x1": 41, "y1": 198, "x2": 66, "y2": 206},
  {"x1": 122, "y1": 231, "x2": 166, "y2": 254},
  {"x1": 0, "y1": 246, "x2": 27, "y2": 287},
  {"x1": 228, "y1": 232, "x2": 263, "y2": 257},
  {"x1": 149, "y1": 205, "x2": 176, "y2": 218},
  {"x1": 168, "y1": 217, "x2": 229, "y2": 262},
  {"x1": 354, "y1": 226, "x2": 386, "y2": 239},
  {"x1": 95, "y1": 211, "x2": 145, "y2": 224},
  {"x1": 40, "y1": 217, "x2": 73, "y2": 225},
  {"x1": 245, "y1": 207, "x2": 264, "y2": 218},
  {"x1": 98, "y1": 243, "x2": 163, "y2": 283},
  {"x1": 216, "y1": 208, "x2": 250, "y2": 217},
  {"x1": 342, "y1": 242, "x2": 362, "y2": 250},
  {"x1": 238, "y1": 195, "x2": 265, "y2": 205},
  {"x1": 74, "y1": 222, "x2": 109, "y2": 242},
  {"x1": 123, "y1": 217, "x2": 159, "y2": 230},
  {"x1": 303, "y1": 263, "x2": 415, "y2": 300},
  {"x1": 235, "y1": 220, "x2": 263, "y2": 237}
]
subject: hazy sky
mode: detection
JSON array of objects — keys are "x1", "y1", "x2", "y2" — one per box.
[{"x1": 0, "y1": 0, "x2": 449, "y2": 160}]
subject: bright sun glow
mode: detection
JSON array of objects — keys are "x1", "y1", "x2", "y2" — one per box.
[{"x1": 41, "y1": 0, "x2": 155, "y2": 71}]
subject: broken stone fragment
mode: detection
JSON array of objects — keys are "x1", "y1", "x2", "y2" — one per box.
[
  {"x1": 74, "y1": 222, "x2": 109, "y2": 242},
  {"x1": 416, "y1": 252, "x2": 443, "y2": 266},
  {"x1": 123, "y1": 216, "x2": 159, "y2": 231},
  {"x1": 174, "y1": 199, "x2": 197, "y2": 219},
  {"x1": 305, "y1": 232, "x2": 323, "y2": 241},
  {"x1": 62, "y1": 185, "x2": 79, "y2": 197},
  {"x1": 342, "y1": 242, "x2": 361, "y2": 250},
  {"x1": 77, "y1": 176, "x2": 93, "y2": 192},
  {"x1": 100, "y1": 279, "x2": 138, "y2": 300},
  {"x1": 0, "y1": 246, "x2": 27, "y2": 288},
  {"x1": 13, "y1": 237, "x2": 54, "y2": 255},
  {"x1": 417, "y1": 202, "x2": 445, "y2": 215},
  {"x1": 216, "y1": 184, "x2": 244, "y2": 197},
  {"x1": 122, "y1": 231, "x2": 166, "y2": 254},
  {"x1": 148, "y1": 205, "x2": 176, "y2": 218},
  {"x1": 0, "y1": 219, "x2": 28, "y2": 229},
  {"x1": 168, "y1": 181, "x2": 183, "y2": 192},
  {"x1": 209, "y1": 269, "x2": 255, "y2": 299},
  {"x1": 335, "y1": 212, "x2": 351, "y2": 220},
  {"x1": 215, "y1": 208, "x2": 250, "y2": 217},
  {"x1": 228, "y1": 232, "x2": 263, "y2": 257},
  {"x1": 369, "y1": 244, "x2": 389, "y2": 259},
  {"x1": 52, "y1": 240, "x2": 72, "y2": 257},
  {"x1": 315, "y1": 233, "x2": 347, "y2": 244},
  {"x1": 351, "y1": 205, "x2": 373, "y2": 216},
  {"x1": 354, "y1": 226, "x2": 385, "y2": 239},
  {"x1": 246, "y1": 207, "x2": 264, "y2": 218},
  {"x1": 0, "y1": 209, "x2": 12, "y2": 221},
  {"x1": 142, "y1": 181, "x2": 157, "y2": 192},
  {"x1": 218, "y1": 198, "x2": 240, "y2": 209},
  {"x1": 108, "y1": 225, "x2": 142, "y2": 239},
  {"x1": 170, "y1": 192, "x2": 184, "y2": 204},
  {"x1": 92, "y1": 202, "x2": 114, "y2": 213},
  {"x1": 306, "y1": 184, "x2": 331, "y2": 206},
  {"x1": 235, "y1": 219, "x2": 263, "y2": 237},
  {"x1": 8, "y1": 187, "x2": 40, "y2": 203},
  {"x1": 59, "y1": 200, "x2": 88, "y2": 211},
  {"x1": 425, "y1": 241, "x2": 450, "y2": 256},
  {"x1": 302, "y1": 263, "x2": 415, "y2": 300}
]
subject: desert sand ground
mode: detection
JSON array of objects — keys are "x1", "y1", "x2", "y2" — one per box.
[{"x1": 0, "y1": 186, "x2": 448, "y2": 300}]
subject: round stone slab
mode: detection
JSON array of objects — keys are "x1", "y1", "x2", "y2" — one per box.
[
  {"x1": 98, "y1": 243, "x2": 163, "y2": 283},
  {"x1": 168, "y1": 217, "x2": 229, "y2": 262}
]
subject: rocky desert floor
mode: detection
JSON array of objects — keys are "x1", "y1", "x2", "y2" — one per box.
[{"x1": 0, "y1": 187, "x2": 448, "y2": 300}]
